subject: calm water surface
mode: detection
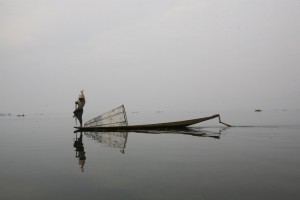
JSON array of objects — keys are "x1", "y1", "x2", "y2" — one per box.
[{"x1": 0, "y1": 110, "x2": 300, "y2": 200}]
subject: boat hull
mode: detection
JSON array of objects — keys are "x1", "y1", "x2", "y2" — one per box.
[{"x1": 74, "y1": 114, "x2": 220, "y2": 132}]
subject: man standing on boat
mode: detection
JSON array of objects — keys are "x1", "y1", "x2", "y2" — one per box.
[{"x1": 73, "y1": 90, "x2": 86, "y2": 127}]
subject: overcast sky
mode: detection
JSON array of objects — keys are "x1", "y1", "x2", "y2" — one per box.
[{"x1": 1, "y1": 0, "x2": 299, "y2": 114}]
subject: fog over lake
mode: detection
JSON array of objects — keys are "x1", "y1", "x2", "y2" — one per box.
[{"x1": 1, "y1": 0, "x2": 299, "y2": 115}]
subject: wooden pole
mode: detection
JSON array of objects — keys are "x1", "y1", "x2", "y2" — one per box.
[
  {"x1": 75, "y1": 103, "x2": 77, "y2": 127},
  {"x1": 218, "y1": 115, "x2": 233, "y2": 127}
]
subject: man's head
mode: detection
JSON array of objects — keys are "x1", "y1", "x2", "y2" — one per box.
[{"x1": 78, "y1": 90, "x2": 85, "y2": 100}]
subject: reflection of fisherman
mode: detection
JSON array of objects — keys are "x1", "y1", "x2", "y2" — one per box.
[
  {"x1": 73, "y1": 90, "x2": 85, "y2": 127},
  {"x1": 74, "y1": 132, "x2": 86, "y2": 172}
]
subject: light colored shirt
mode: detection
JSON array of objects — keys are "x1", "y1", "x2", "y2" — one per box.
[{"x1": 76, "y1": 99, "x2": 85, "y2": 109}]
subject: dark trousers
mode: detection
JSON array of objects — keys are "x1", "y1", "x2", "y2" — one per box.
[{"x1": 73, "y1": 109, "x2": 83, "y2": 125}]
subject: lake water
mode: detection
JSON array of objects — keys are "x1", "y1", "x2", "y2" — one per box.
[{"x1": 1, "y1": 110, "x2": 300, "y2": 200}]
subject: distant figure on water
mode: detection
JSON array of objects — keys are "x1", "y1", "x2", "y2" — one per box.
[{"x1": 73, "y1": 90, "x2": 85, "y2": 127}]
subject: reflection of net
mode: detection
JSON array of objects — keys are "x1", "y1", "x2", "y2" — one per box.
[
  {"x1": 84, "y1": 105, "x2": 128, "y2": 127},
  {"x1": 85, "y1": 132, "x2": 128, "y2": 150}
]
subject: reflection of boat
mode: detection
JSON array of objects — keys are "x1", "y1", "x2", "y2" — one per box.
[
  {"x1": 134, "y1": 128, "x2": 222, "y2": 139},
  {"x1": 75, "y1": 128, "x2": 222, "y2": 154},
  {"x1": 74, "y1": 105, "x2": 232, "y2": 132}
]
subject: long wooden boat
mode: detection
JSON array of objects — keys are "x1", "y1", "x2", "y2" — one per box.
[{"x1": 74, "y1": 114, "x2": 231, "y2": 131}]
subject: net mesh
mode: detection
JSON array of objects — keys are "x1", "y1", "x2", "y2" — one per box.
[{"x1": 84, "y1": 105, "x2": 128, "y2": 127}]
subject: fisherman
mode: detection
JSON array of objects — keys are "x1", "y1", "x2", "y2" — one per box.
[{"x1": 73, "y1": 90, "x2": 86, "y2": 127}]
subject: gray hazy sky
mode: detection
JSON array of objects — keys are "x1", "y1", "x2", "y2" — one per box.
[{"x1": 1, "y1": 0, "x2": 299, "y2": 114}]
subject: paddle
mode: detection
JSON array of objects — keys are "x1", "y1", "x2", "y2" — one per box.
[
  {"x1": 75, "y1": 103, "x2": 77, "y2": 127},
  {"x1": 218, "y1": 115, "x2": 233, "y2": 127}
]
